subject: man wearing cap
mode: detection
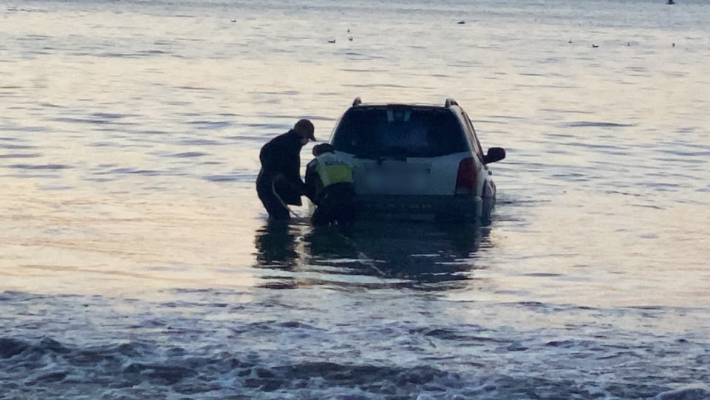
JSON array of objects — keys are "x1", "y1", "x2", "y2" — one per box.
[
  {"x1": 256, "y1": 119, "x2": 316, "y2": 220},
  {"x1": 304, "y1": 143, "x2": 356, "y2": 226}
]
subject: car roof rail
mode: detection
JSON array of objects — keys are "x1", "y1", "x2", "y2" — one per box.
[
  {"x1": 445, "y1": 98, "x2": 459, "y2": 108},
  {"x1": 352, "y1": 97, "x2": 362, "y2": 106}
]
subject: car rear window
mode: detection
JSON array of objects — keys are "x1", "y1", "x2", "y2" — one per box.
[{"x1": 332, "y1": 107, "x2": 469, "y2": 158}]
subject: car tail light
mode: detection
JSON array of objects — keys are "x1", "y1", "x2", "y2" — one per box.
[{"x1": 455, "y1": 157, "x2": 477, "y2": 195}]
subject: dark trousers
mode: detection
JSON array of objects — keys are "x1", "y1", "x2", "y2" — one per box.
[
  {"x1": 312, "y1": 184, "x2": 356, "y2": 226},
  {"x1": 257, "y1": 180, "x2": 290, "y2": 220}
]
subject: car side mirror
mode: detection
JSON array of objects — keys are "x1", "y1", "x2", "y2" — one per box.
[{"x1": 484, "y1": 147, "x2": 506, "y2": 164}]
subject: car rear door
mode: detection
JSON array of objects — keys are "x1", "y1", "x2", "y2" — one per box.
[{"x1": 332, "y1": 106, "x2": 471, "y2": 196}]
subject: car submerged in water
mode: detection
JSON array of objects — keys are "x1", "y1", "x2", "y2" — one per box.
[{"x1": 328, "y1": 97, "x2": 506, "y2": 223}]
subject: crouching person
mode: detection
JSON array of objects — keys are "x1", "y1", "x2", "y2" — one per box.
[{"x1": 305, "y1": 144, "x2": 356, "y2": 226}]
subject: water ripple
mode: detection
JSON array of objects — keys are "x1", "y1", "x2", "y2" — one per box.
[
  {"x1": 6, "y1": 164, "x2": 71, "y2": 170},
  {"x1": 170, "y1": 151, "x2": 208, "y2": 158},
  {"x1": 566, "y1": 121, "x2": 636, "y2": 128},
  {"x1": 0, "y1": 153, "x2": 42, "y2": 159}
]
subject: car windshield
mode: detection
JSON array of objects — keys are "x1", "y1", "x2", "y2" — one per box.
[{"x1": 332, "y1": 107, "x2": 469, "y2": 158}]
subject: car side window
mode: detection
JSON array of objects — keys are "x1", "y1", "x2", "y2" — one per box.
[{"x1": 462, "y1": 113, "x2": 485, "y2": 162}]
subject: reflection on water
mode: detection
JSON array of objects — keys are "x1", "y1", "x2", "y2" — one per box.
[
  {"x1": 253, "y1": 220, "x2": 491, "y2": 291},
  {"x1": 253, "y1": 221, "x2": 301, "y2": 268}
]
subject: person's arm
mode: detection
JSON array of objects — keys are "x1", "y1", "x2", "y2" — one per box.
[{"x1": 283, "y1": 144, "x2": 305, "y2": 194}]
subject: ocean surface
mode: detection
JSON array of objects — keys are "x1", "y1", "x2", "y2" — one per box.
[{"x1": 2, "y1": 0, "x2": 710, "y2": 398}]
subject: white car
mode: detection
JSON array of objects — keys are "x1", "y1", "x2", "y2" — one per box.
[{"x1": 329, "y1": 98, "x2": 506, "y2": 223}]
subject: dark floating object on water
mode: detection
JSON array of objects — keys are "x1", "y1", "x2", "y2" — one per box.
[
  {"x1": 349, "y1": 36, "x2": 353, "y2": 41},
  {"x1": 628, "y1": 42, "x2": 631, "y2": 46},
  {"x1": 672, "y1": 43, "x2": 676, "y2": 47},
  {"x1": 568, "y1": 39, "x2": 573, "y2": 44},
  {"x1": 347, "y1": 28, "x2": 350, "y2": 33},
  {"x1": 457, "y1": 21, "x2": 466, "y2": 24},
  {"x1": 592, "y1": 44, "x2": 599, "y2": 48},
  {"x1": 667, "y1": 0, "x2": 675, "y2": 4},
  {"x1": 231, "y1": 19, "x2": 236, "y2": 22},
  {"x1": 328, "y1": 39, "x2": 336, "y2": 44}
]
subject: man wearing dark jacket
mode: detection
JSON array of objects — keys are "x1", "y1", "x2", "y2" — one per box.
[{"x1": 256, "y1": 119, "x2": 316, "y2": 220}]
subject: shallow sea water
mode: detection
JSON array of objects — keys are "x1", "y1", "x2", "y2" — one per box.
[{"x1": 1, "y1": 0, "x2": 710, "y2": 398}]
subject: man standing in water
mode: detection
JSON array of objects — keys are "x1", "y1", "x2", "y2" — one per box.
[{"x1": 256, "y1": 119, "x2": 316, "y2": 220}]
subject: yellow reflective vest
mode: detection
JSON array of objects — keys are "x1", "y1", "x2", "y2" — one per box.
[{"x1": 305, "y1": 152, "x2": 354, "y2": 202}]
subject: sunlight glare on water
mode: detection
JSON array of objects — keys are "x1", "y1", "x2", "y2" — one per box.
[{"x1": 1, "y1": 0, "x2": 710, "y2": 398}]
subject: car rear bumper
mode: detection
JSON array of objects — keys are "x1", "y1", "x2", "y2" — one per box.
[{"x1": 354, "y1": 195, "x2": 489, "y2": 222}]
